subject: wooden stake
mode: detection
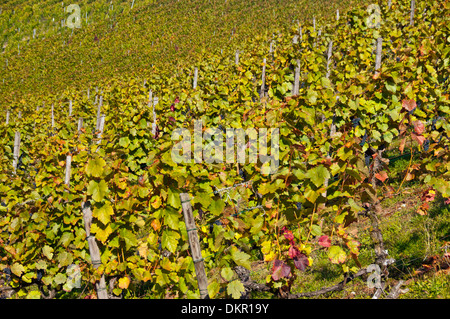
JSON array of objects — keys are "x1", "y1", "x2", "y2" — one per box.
[
  {"x1": 96, "y1": 96, "x2": 103, "y2": 131},
  {"x1": 410, "y1": 0, "x2": 415, "y2": 26},
  {"x1": 51, "y1": 104, "x2": 55, "y2": 128},
  {"x1": 259, "y1": 58, "x2": 266, "y2": 101},
  {"x1": 65, "y1": 155, "x2": 72, "y2": 187},
  {"x1": 6, "y1": 110, "x2": 10, "y2": 125},
  {"x1": 96, "y1": 114, "x2": 105, "y2": 145},
  {"x1": 180, "y1": 193, "x2": 209, "y2": 299},
  {"x1": 152, "y1": 96, "x2": 158, "y2": 136},
  {"x1": 292, "y1": 59, "x2": 300, "y2": 96},
  {"x1": 326, "y1": 40, "x2": 333, "y2": 79},
  {"x1": 235, "y1": 49, "x2": 239, "y2": 65},
  {"x1": 69, "y1": 100, "x2": 72, "y2": 116},
  {"x1": 193, "y1": 67, "x2": 198, "y2": 89},
  {"x1": 13, "y1": 131, "x2": 20, "y2": 173},
  {"x1": 375, "y1": 37, "x2": 383, "y2": 75},
  {"x1": 81, "y1": 201, "x2": 108, "y2": 299},
  {"x1": 77, "y1": 118, "x2": 83, "y2": 133}
]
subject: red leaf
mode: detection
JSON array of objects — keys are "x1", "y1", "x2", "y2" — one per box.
[
  {"x1": 271, "y1": 259, "x2": 291, "y2": 281},
  {"x1": 318, "y1": 235, "x2": 331, "y2": 248},
  {"x1": 402, "y1": 99, "x2": 417, "y2": 112},
  {"x1": 413, "y1": 120, "x2": 425, "y2": 135},
  {"x1": 445, "y1": 198, "x2": 450, "y2": 205},
  {"x1": 411, "y1": 132, "x2": 426, "y2": 146},
  {"x1": 293, "y1": 254, "x2": 309, "y2": 271},
  {"x1": 375, "y1": 171, "x2": 389, "y2": 182},
  {"x1": 288, "y1": 245, "x2": 301, "y2": 259},
  {"x1": 282, "y1": 228, "x2": 295, "y2": 242},
  {"x1": 421, "y1": 189, "x2": 436, "y2": 203}
]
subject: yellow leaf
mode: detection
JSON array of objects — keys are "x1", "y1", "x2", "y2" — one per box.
[
  {"x1": 137, "y1": 242, "x2": 148, "y2": 258},
  {"x1": 118, "y1": 276, "x2": 130, "y2": 289},
  {"x1": 151, "y1": 219, "x2": 161, "y2": 231},
  {"x1": 264, "y1": 250, "x2": 276, "y2": 262}
]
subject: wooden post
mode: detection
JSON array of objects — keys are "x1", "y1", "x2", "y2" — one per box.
[
  {"x1": 388, "y1": 0, "x2": 392, "y2": 9},
  {"x1": 13, "y1": 131, "x2": 20, "y2": 173},
  {"x1": 65, "y1": 155, "x2": 72, "y2": 187},
  {"x1": 77, "y1": 118, "x2": 83, "y2": 133},
  {"x1": 69, "y1": 100, "x2": 72, "y2": 116},
  {"x1": 51, "y1": 104, "x2": 55, "y2": 128},
  {"x1": 410, "y1": 0, "x2": 415, "y2": 27},
  {"x1": 147, "y1": 90, "x2": 153, "y2": 127},
  {"x1": 180, "y1": 193, "x2": 209, "y2": 299},
  {"x1": 81, "y1": 201, "x2": 108, "y2": 299},
  {"x1": 96, "y1": 114, "x2": 105, "y2": 145},
  {"x1": 336, "y1": 9, "x2": 339, "y2": 21},
  {"x1": 292, "y1": 59, "x2": 300, "y2": 96},
  {"x1": 96, "y1": 96, "x2": 103, "y2": 131},
  {"x1": 313, "y1": 17, "x2": 316, "y2": 32},
  {"x1": 259, "y1": 58, "x2": 266, "y2": 101},
  {"x1": 326, "y1": 40, "x2": 333, "y2": 79},
  {"x1": 152, "y1": 96, "x2": 158, "y2": 136},
  {"x1": 148, "y1": 89, "x2": 153, "y2": 107},
  {"x1": 193, "y1": 67, "x2": 198, "y2": 89},
  {"x1": 375, "y1": 37, "x2": 383, "y2": 75},
  {"x1": 235, "y1": 49, "x2": 239, "y2": 65},
  {"x1": 6, "y1": 110, "x2": 10, "y2": 125}
]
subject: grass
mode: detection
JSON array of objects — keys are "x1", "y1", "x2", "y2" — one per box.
[{"x1": 247, "y1": 169, "x2": 450, "y2": 299}]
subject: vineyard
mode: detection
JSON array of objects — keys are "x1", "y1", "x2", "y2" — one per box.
[{"x1": 0, "y1": 0, "x2": 450, "y2": 301}]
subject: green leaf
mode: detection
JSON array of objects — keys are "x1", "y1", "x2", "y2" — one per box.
[
  {"x1": 227, "y1": 280, "x2": 245, "y2": 299},
  {"x1": 208, "y1": 281, "x2": 220, "y2": 298},
  {"x1": 11, "y1": 263, "x2": 25, "y2": 277},
  {"x1": 42, "y1": 245, "x2": 54, "y2": 260},
  {"x1": 161, "y1": 230, "x2": 179, "y2": 253},
  {"x1": 59, "y1": 232, "x2": 74, "y2": 247},
  {"x1": 385, "y1": 82, "x2": 397, "y2": 93},
  {"x1": 209, "y1": 199, "x2": 225, "y2": 216},
  {"x1": 93, "y1": 202, "x2": 114, "y2": 225},
  {"x1": 35, "y1": 260, "x2": 47, "y2": 270},
  {"x1": 306, "y1": 165, "x2": 330, "y2": 188},
  {"x1": 54, "y1": 273, "x2": 67, "y2": 285},
  {"x1": 230, "y1": 246, "x2": 251, "y2": 270},
  {"x1": 311, "y1": 224, "x2": 322, "y2": 237},
  {"x1": 167, "y1": 188, "x2": 181, "y2": 208},
  {"x1": 328, "y1": 245, "x2": 346, "y2": 264},
  {"x1": 26, "y1": 290, "x2": 41, "y2": 299},
  {"x1": 306, "y1": 89, "x2": 318, "y2": 105},
  {"x1": 57, "y1": 251, "x2": 73, "y2": 267},
  {"x1": 250, "y1": 215, "x2": 264, "y2": 235},
  {"x1": 87, "y1": 180, "x2": 109, "y2": 202},
  {"x1": 86, "y1": 157, "x2": 106, "y2": 177},
  {"x1": 120, "y1": 228, "x2": 138, "y2": 250},
  {"x1": 164, "y1": 209, "x2": 180, "y2": 230},
  {"x1": 221, "y1": 267, "x2": 234, "y2": 281}
]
